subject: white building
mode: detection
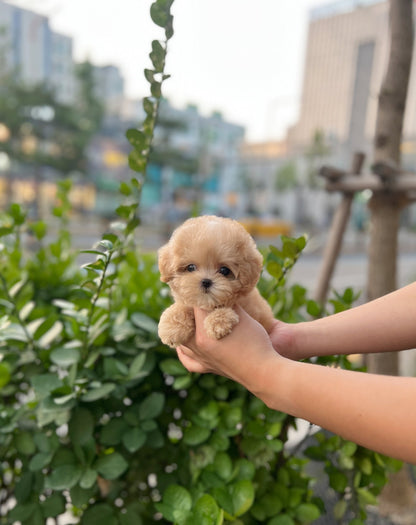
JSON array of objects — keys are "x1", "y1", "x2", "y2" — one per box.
[
  {"x1": 289, "y1": 0, "x2": 416, "y2": 164},
  {"x1": 50, "y1": 31, "x2": 76, "y2": 105},
  {"x1": 93, "y1": 64, "x2": 125, "y2": 117}
]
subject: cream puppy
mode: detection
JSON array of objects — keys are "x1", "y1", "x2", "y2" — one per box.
[{"x1": 158, "y1": 215, "x2": 275, "y2": 348}]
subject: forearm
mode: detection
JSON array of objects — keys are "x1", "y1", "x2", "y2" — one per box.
[
  {"x1": 287, "y1": 282, "x2": 416, "y2": 359},
  {"x1": 253, "y1": 356, "x2": 416, "y2": 463}
]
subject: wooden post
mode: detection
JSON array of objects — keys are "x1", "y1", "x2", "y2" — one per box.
[{"x1": 314, "y1": 152, "x2": 365, "y2": 304}]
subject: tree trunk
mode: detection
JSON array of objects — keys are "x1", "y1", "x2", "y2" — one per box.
[
  {"x1": 366, "y1": 0, "x2": 415, "y2": 516},
  {"x1": 366, "y1": 0, "x2": 414, "y2": 374}
]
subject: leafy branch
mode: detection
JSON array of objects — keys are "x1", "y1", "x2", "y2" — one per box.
[
  {"x1": 81, "y1": 0, "x2": 175, "y2": 334},
  {"x1": 121, "y1": 0, "x2": 174, "y2": 236}
]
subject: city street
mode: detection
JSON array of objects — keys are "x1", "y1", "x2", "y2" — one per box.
[{"x1": 289, "y1": 251, "x2": 416, "y2": 298}]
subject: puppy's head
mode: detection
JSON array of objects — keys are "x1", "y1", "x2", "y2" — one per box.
[{"x1": 158, "y1": 215, "x2": 263, "y2": 309}]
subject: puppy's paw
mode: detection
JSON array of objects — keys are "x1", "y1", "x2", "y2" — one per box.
[
  {"x1": 204, "y1": 307, "x2": 239, "y2": 340},
  {"x1": 158, "y1": 304, "x2": 195, "y2": 348}
]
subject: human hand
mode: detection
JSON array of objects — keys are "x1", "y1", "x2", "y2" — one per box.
[
  {"x1": 268, "y1": 319, "x2": 300, "y2": 360},
  {"x1": 177, "y1": 305, "x2": 282, "y2": 396}
]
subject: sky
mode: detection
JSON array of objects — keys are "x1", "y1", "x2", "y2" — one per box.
[{"x1": 11, "y1": 0, "x2": 323, "y2": 142}]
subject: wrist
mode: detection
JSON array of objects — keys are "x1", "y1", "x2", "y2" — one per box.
[
  {"x1": 250, "y1": 353, "x2": 297, "y2": 413},
  {"x1": 271, "y1": 320, "x2": 305, "y2": 361}
]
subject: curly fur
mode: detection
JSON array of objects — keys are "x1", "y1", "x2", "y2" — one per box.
[{"x1": 158, "y1": 215, "x2": 275, "y2": 348}]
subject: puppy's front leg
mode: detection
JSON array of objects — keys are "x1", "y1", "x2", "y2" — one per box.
[
  {"x1": 158, "y1": 303, "x2": 195, "y2": 348},
  {"x1": 204, "y1": 307, "x2": 239, "y2": 340}
]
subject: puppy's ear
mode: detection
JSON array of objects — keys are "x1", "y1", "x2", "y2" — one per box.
[
  {"x1": 238, "y1": 244, "x2": 263, "y2": 290},
  {"x1": 158, "y1": 243, "x2": 174, "y2": 283}
]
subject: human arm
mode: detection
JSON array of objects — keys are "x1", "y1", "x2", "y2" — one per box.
[
  {"x1": 271, "y1": 281, "x2": 416, "y2": 360},
  {"x1": 177, "y1": 306, "x2": 416, "y2": 464}
]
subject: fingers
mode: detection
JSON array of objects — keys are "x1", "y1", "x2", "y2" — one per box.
[{"x1": 177, "y1": 346, "x2": 208, "y2": 374}]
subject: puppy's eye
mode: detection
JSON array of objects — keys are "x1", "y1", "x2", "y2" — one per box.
[
  {"x1": 219, "y1": 266, "x2": 232, "y2": 277},
  {"x1": 186, "y1": 264, "x2": 197, "y2": 272}
]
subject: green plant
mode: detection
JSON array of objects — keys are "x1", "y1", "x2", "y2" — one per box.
[{"x1": 0, "y1": 2, "x2": 401, "y2": 525}]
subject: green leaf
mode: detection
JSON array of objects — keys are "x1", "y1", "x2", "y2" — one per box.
[
  {"x1": 119, "y1": 508, "x2": 144, "y2": 525},
  {"x1": 128, "y1": 149, "x2": 147, "y2": 173},
  {"x1": 231, "y1": 480, "x2": 255, "y2": 517},
  {"x1": 95, "y1": 452, "x2": 128, "y2": 480},
  {"x1": 266, "y1": 260, "x2": 283, "y2": 279},
  {"x1": 122, "y1": 427, "x2": 147, "y2": 453},
  {"x1": 31, "y1": 373, "x2": 63, "y2": 397},
  {"x1": 173, "y1": 375, "x2": 192, "y2": 389},
  {"x1": 328, "y1": 469, "x2": 348, "y2": 493},
  {"x1": 46, "y1": 464, "x2": 82, "y2": 490},
  {"x1": 281, "y1": 237, "x2": 298, "y2": 259},
  {"x1": 69, "y1": 408, "x2": 94, "y2": 445},
  {"x1": 20, "y1": 300, "x2": 35, "y2": 320},
  {"x1": 0, "y1": 362, "x2": 11, "y2": 389},
  {"x1": 116, "y1": 203, "x2": 138, "y2": 220},
  {"x1": 40, "y1": 493, "x2": 66, "y2": 518},
  {"x1": 341, "y1": 441, "x2": 357, "y2": 457},
  {"x1": 235, "y1": 458, "x2": 255, "y2": 481},
  {"x1": 100, "y1": 419, "x2": 128, "y2": 446},
  {"x1": 80, "y1": 468, "x2": 97, "y2": 489},
  {"x1": 222, "y1": 406, "x2": 242, "y2": 430},
  {"x1": 81, "y1": 383, "x2": 116, "y2": 401},
  {"x1": 268, "y1": 515, "x2": 295, "y2": 525},
  {"x1": 150, "y1": 1, "x2": 173, "y2": 29},
  {"x1": 50, "y1": 347, "x2": 80, "y2": 368},
  {"x1": 38, "y1": 320, "x2": 63, "y2": 347},
  {"x1": 15, "y1": 471, "x2": 33, "y2": 503},
  {"x1": 81, "y1": 504, "x2": 117, "y2": 525},
  {"x1": 139, "y1": 391, "x2": 165, "y2": 420},
  {"x1": 9, "y1": 279, "x2": 26, "y2": 298},
  {"x1": 131, "y1": 312, "x2": 158, "y2": 334},
  {"x1": 9, "y1": 202, "x2": 26, "y2": 225},
  {"x1": 295, "y1": 235, "x2": 307, "y2": 250},
  {"x1": 142, "y1": 96, "x2": 155, "y2": 116},
  {"x1": 183, "y1": 425, "x2": 211, "y2": 446},
  {"x1": 294, "y1": 503, "x2": 321, "y2": 523},
  {"x1": 214, "y1": 452, "x2": 233, "y2": 481},
  {"x1": 149, "y1": 40, "x2": 165, "y2": 72},
  {"x1": 29, "y1": 451, "x2": 53, "y2": 471},
  {"x1": 306, "y1": 299, "x2": 321, "y2": 317},
  {"x1": 144, "y1": 68, "x2": 155, "y2": 83},
  {"x1": 333, "y1": 499, "x2": 348, "y2": 520},
  {"x1": 160, "y1": 358, "x2": 187, "y2": 376},
  {"x1": 128, "y1": 353, "x2": 147, "y2": 379},
  {"x1": 359, "y1": 457, "x2": 373, "y2": 475},
  {"x1": 193, "y1": 494, "x2": 224, "y2": 525},
  {"x1": 30, "y1": 220, "x2": 47, "y2": 240},
  {"x1": 8, "y1": 502, "x2": 37, "y2": 522},
  {"x1": 119, "y1": 181, "x2": 132, "y2": 196},
  {"x1": 356, "y1": 487, "x2": 378, "y2": 506},
  {"x1": 158, "y1": 485, "x2": 192, "y2": 521},
  {"x1": 15, "y1": 432, "x2": 36, "y2": 455},
  {"x1": 126, "y1": 128, "x2": 147, "y2": 150}
]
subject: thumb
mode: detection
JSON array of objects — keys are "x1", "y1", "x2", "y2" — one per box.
[{"x1": 193, "y1": 307, "x2": 210, "y2": 327}]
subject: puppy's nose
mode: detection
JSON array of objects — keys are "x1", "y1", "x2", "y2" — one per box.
[{"x1": 201, "y1": 278, "x2": 213, "y2": 290}]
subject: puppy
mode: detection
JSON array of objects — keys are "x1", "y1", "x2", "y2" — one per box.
[{"x1": 158, "y1": 215, "x2": 275, "y2": 348}]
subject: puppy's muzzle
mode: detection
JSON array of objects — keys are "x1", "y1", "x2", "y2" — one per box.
[{"x1": 201, "y1": 278, "x2": 213, "y2": 291}]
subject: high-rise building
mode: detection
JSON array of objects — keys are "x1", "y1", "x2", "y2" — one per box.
[
  {"x1": 50, "y1": 31, "x2": 76, "y2": 105},
  {"x1": 93, "y1": 65, "x2": 125, "y2": 117},
  {"x1": 0, "y1": 0, "x2": 75, "y2": 105},
  {"x1": 289, "y1": 0, "x2": 416, "y2": 162}
]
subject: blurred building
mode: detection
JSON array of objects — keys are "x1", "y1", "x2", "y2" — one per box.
[
  {"x1": 0, "y1": 0, "x2": 75, "y2": 104},
  {"x1": 99, "y1": 100, "x2": 245, "y2": 223},
  {"x1": 289, "y1": 0, "x2": 416, "y2": 165},
  {"x1": 93, "y1": 64, "x2": 125, "y2": 119},
  {"x1": 240, "y1": 140, "x2": 288, "y2": 216}
]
